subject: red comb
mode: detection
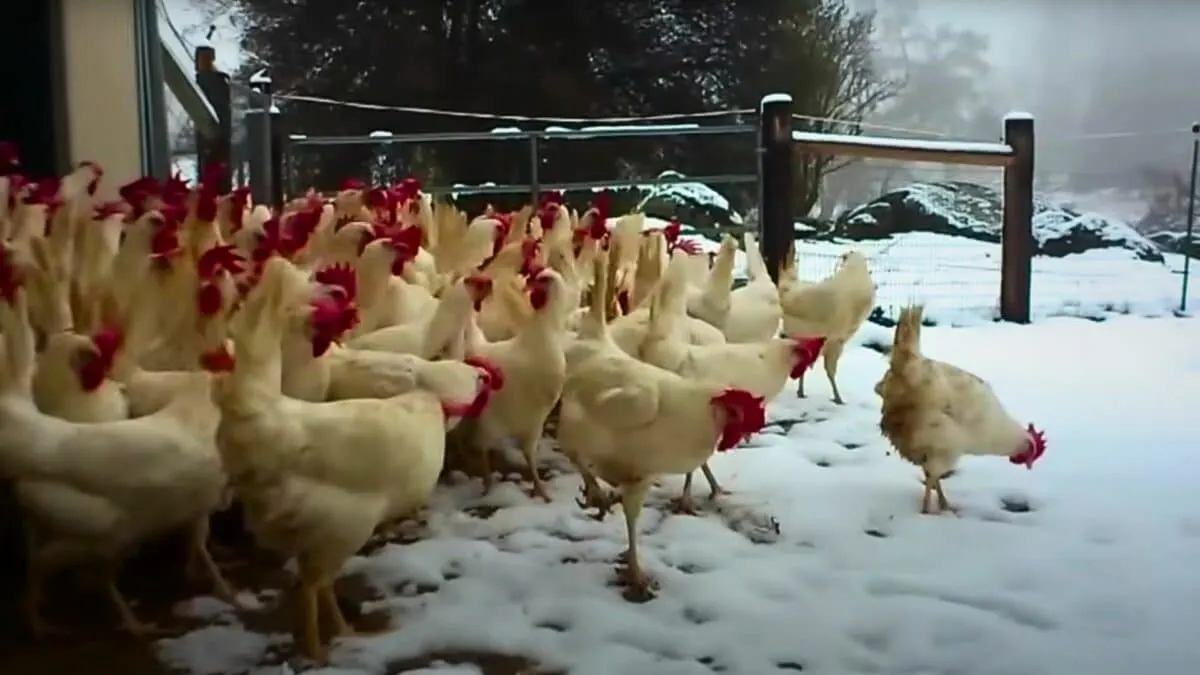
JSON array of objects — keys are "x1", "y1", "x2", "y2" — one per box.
[
  {"x1": 712, "y1": 388, "x2": 767, "y2": 451},
  {"x1": 0, "y1": 245, "x2": 23, "y2": 304},
  {"x1": 149, "y1": 217, "x2": 181, "y2": 268},
  {"x1": 1011, "y1": 424, "x2": 1048, "y2": 469},
  {"x1": 789, "y1": 337, "x2": 825, "y2": 378},
  {"x1": 228, "y1": 186, "x2": 251, "y2": 232},
  {"x1": 308, "y1": 295, "x2": 359, "y2": 357},
  {"x1": 591, "y1": 190, "x2": 610, "y2": 222},
  {"x1": 0, "y1": 142, "x2": 20, "y2": 176},
  {"x1": 386, "y1": 225, "x2": 423, "y2": 255},
  {"x1": 253, "y1": 218, "x2": 297, "y2": 263},
  {"x1": 315, "y1": 263, "x2": 358, "y2": 302},
  {"x1": 339, "y1": 177, "x2": 366, "y2": 192},
  {"x1": 23, "y1": 177, "x2": 61, "y2": 208},
  {"x1": 93, "y1": 201, "x2": 126, "y2": 220},
  {"x1": 519, "y1": 238, "x2": 544, "y2": 276},
  {"x1": 197, "y1": 244, "x2": 246, "y2": 280},
  {"x1": 663, "y1": 221, "x2": 682, "y2": 242},
  {"x1": 77, "y1": 326, "x2": 124, "y2": 392},
  {"x1": 392, "y1": 176, "x2": 421, "y2": 199},
  {"x1": 163, "y1": 171, "x2": 190, "y2": 205}
]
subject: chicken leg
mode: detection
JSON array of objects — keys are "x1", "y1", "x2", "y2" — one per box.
[
  {"x1": 617, "y1": 479, "x2": 658, "y2": 600},
  {"x1": 822, "y1": 340, "x2": 846, "y2": 405},
  {"x1": 319, "y1": 585, "x2": 388, "y2": 639},
  {"x1": 186, "y1": 517, "x2": 241, "y2": 606},
  {"x1": 920, "y1": 472, "x2": 956, "y2": 515},
  {"x1": 671, "y1": 464, "x2": 729, "y2": 515},
  {"x1": 516, "y1": 427, "x2": 551, "y2": 502},
  {"x1": 105, "y1": 575, "x2": 166, "y2": 636},
  {"x1": 23, "y1": 529, "x2": 72, "y2": 637},
  {"x1": 296, "y1": 580, "x2": 326, "y2": 663}
]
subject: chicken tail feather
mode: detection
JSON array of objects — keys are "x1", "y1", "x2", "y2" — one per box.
[
  {"x1": 578, "y1": 242, "x2": 611, "y2": 341},
  {"x1": 647, "y1": 253, "x2": 689, "y2": 343},
  {"x1": 743, "y1": 232, "x2": 768, "y2": 281},
  {"x1": 891, "y1": 304, "x2": 925, "y2": 370}
]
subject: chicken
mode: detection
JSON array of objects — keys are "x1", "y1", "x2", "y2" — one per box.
[
  {"x1": 33, "y1": 326, "x2": 129, "y2": 422},
  {"x1": 350, "y1": 225, "x2": 437, "y2": 336},
  {"x1": 213, "y1": 254, "x2": 495, "y2": 662},
  {"x1": 638, "y1": 251, "x2": 824, "y2": 512},
  {"x1": 275, "y1": 261, "x2": 503, "y2": 413},
  {"x1": 0, "y1": 245, "x2": 232, "y2": 637},
  {"x1": 875, "y1": 305, "x2": 1048, "y2": 514},
  {"x1": 684, "y1": 234, "x2": 737, "y2": 330},
  {"x1": 722, "y1": 233, "x2": 783, "y2": 343},
  {"x1": 347, "y1": 274, "x2": 493, "y2": 358},
  {"x1": 461, "y1": 252, "x2": 571, "y2": 500},
  {"x1": 557, "y1": 246, "x2": 768, "y2": 597},
  {"x1": 779, "y1": 249, "x2": 876, "y2": 403}
]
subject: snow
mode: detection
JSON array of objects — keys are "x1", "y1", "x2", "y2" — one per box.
[
  {"x1": 792, "y1": 131, "x2": 1013, "y2": 158},
  {"x1": 784, "y1": 233, "x2": 1193, "y2": 325},
  {"x1": 1003, "y1": 111, "x2": 1035, "y2": 121},
  {"x1": 760, "y1": 93, "x2": 794, "y2": 109},
  {"x1": 156, "y1": 314, "x2": 1200, "y2": 674}
]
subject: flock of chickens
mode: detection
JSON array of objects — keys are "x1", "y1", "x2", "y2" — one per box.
[{"x1": 0, "y1": 148, "x2": 1046, "y2": 663}]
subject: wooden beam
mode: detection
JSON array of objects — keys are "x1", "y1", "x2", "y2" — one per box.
[{"x1": 792, "y1": 131, "x2": 1014, "y2": 167}]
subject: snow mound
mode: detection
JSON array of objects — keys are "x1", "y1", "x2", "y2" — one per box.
[
  {"x1": 629, "y1": 170, "x2": 745, "y2": 233},
  {"x1": 835, "y1": 181, "x2": 1164, "y2": 262}
]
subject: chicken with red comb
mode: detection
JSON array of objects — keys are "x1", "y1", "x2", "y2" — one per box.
[
  {"x1": 0, "y1": 243, "x2": 23, "y2": 303},
  {"x1": 76, "y1": 327, "x2": 125, "y2": 393},
  {"x1": 876, "y1": 305, "x2": 1049, "y2": 514},
  {"x1": 196, "y1": 245, "x2": 246, "y2": 317},
  {"x1": 314, "y1": 263, "x2": 358, "y2": 304}
]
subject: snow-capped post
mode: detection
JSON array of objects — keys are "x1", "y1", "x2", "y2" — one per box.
[
  {"x1": 193, "y1": 45, "x2": 232, "y2": 192},
  {"x1": 246, "y1": 69, "x2": 274, "y2": 207},
  {"x1": 269, "y1": 103, "x2": 286, "y2": 208},
  {"x1": 759, "y1": 93, "x2": 794, "y2": 285},
  {"x1": 1000, "y1": 112, "x2": 1035, "y2": 324},
  {"x1": 1180, "y1": 122, "x2": 1199, "y2": 313}
]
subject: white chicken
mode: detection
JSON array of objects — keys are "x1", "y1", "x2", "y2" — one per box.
[
  {"x1": 557, "y1": 246, "x2": 768, "y2": 597},
  {"x1": 213, "y1": 254, "x2": 497, "y2": 662}
]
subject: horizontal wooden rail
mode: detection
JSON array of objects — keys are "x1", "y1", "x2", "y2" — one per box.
[{"x1": 791, "y1": 131, "x2": 1015, "y2": 167}]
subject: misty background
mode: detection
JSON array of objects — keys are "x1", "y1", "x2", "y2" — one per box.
[{"x1": 161, "y1": 0, "x2": 1200, "y2": 230}]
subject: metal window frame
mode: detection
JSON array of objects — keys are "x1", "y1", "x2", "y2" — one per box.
[{"x1": 133, "y1": 0, "x2": 170, "y2": 177}]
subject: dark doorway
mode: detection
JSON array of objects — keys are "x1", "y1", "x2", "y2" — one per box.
[{"x1": 0, "y1": 0, "x2": 66, "y2": 178}]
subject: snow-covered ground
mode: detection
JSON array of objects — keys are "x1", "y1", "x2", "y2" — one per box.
[
  {"x1": 158, "y1": 314, "x2": 1200, "y2": 675},
  {"x1": 634, "y1": 217, "x2": 1196, "y2": 325}
]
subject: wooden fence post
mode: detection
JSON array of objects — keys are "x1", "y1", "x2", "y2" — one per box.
[
  {"x1": 269, "y1": 106, "x2": 286, "y2": 208},
  {"x1": 1001, "y1": 113, "x2": 1035, "y2": 324},
  {"x1": 193, "y1": 45, "x2": 232, "y2": 191},
  {"x1": 246, "y1": 69, "x2": 273, "y2": 207},
  {"x1": 759, "y1": 93, "x2": 794, "y2": 285}
]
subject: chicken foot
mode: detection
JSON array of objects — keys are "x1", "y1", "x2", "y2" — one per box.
[
  {"x1": 616, "y1": 479, "x2": 658, "y2": 600},
  {"x1": 920, "y1": 472, "x2": 956, "y2": 515},
  {"x1": 186, "y1": 518, "x2": 241, "y2": 607},
  {"x1": 576, "y1": 480, "x2": 617, "y2": 521},
  {"x1": 319, "y1": 585, "x2": 388, "y2": 639},
  {"x1": 516, "y1": 427, "x2": 551, "y2": 502},
  {"x1": 23, "y1": 535, "x2": 71, "y2": 638},
  {"x1": 670, "y1": 464, "x2": 729, "y2": 515},
  {"x1": 105, "y1": 574, "x2": 168, "y2": 636}
]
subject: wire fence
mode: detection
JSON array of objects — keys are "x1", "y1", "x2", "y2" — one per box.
[{"x1": 156, "y1": 2, "x2": 1197, "y2": 323}]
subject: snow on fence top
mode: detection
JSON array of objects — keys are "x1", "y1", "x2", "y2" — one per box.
[
  {"x1": 760, "y1": 93, "x2": 793, "y2": 109},
  {"x1": 1003, "y1": 111, "x2": 1035, "y2": 121},
  {"x1": 791, "y1": 131, "x2": 1013, "y2": 157}
]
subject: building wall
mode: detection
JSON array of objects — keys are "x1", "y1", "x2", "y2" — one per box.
[{"x1": 59, "y1": 0, "x2": 143, "y2": 198}]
